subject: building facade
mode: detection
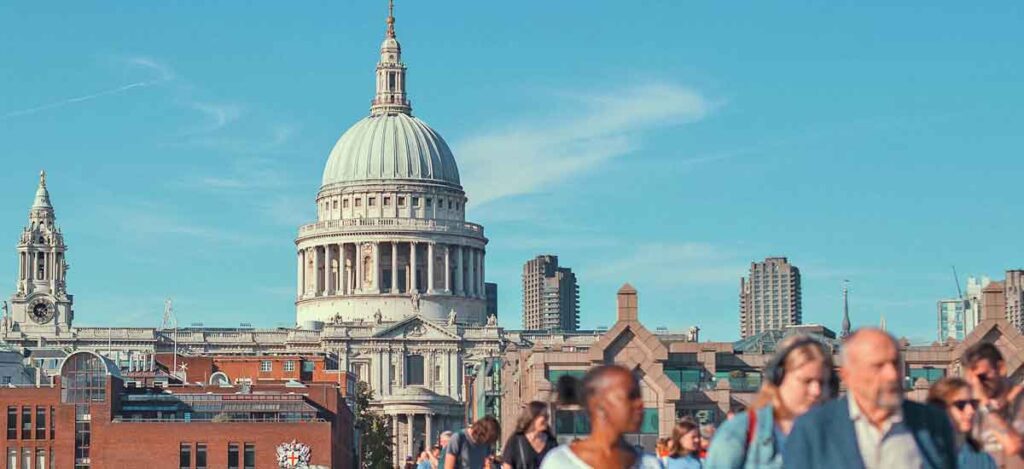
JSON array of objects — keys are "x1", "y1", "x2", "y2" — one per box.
[
  {"x1": 502, "y1": 282, "x2": 1024, "y2": 449},
  {"x1": 0, "y1": 6, "x2": 505, "y2": 466},
  {"x1": 1, "y1": 350, "x2": 353, "y2": 469},
  {"x1": 739, "y1": 257, "x2": 802, "y2": 339},
  {"x1": 938, "y1": 298, "x2": 968, "y2": 342},
  {"x1": 939, "y1": 275, "x2": 994, "y2": 341},
  {"x1": 1007, "y1": 270, "x2": 1024, "y2": 332},
  {"x1": 294, "y1": 0, "x2": 488, "y2": 328},
  {"x1": 521, "y1": 255, "x2": 580, "y2": 332}
]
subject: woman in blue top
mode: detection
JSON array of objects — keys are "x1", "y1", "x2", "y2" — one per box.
[
  {"x1": 926, "y1": 377, "x2": 998, "y2": 469},
  {"x1": 664, "y1": 419, "x2": 702, "y2": 469},
  {"x1": 705, "y1": 335, "x2": 836, "y2": 469}
]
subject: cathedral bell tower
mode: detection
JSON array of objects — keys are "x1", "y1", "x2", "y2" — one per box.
[{"x1": 3, "y1": 171, "x2": 73, "y2": 336}]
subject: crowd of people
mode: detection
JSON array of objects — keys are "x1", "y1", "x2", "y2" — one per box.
[{"x1": 408, "y1": 327, "x2": 1024, "y2": 468}]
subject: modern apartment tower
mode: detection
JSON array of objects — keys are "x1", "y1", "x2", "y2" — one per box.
[
  {"x1": 1006, "y1": 270, "x2": 1024, "y2": 332},
  {"x1": 739, "y1": 257, "x2": 802, "y2": 339},
  {"x1": 522, "y1": 255, "x2": 580, "y2": 331},
  {"x1": 937, "y1": 275, "x2": 991, "y2": 341}
]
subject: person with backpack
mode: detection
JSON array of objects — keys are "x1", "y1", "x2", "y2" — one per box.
[
  {"x1": 445, "y1": 416, "x2": 501, "y2": 469},
  {"x1": 705, "y1": 335, "x2": 837, "y2": 469}
]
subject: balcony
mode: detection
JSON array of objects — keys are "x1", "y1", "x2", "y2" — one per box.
[{"x1": 298, "y1": 217, "x2": 485, "y2": 238}]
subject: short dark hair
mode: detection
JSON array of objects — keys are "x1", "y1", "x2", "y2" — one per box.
[{"x1": 963, "y1": 342, "x2": 1003, "y2": 369}]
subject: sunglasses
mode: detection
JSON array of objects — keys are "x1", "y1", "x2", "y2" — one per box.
[{"x1": 952, "y1": 399, "x2": 980, "y2": 411}]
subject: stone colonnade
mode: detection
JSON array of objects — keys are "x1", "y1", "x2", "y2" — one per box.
[
  {"x1": 389, "y1": 412, "x2": 452, "y2": 465},
  {"x1": 296, "y1": 241, "x2": 484, "y2": 300},
  {"x1": 18, "y1": 250, "x2": 63, "y2": 285}
]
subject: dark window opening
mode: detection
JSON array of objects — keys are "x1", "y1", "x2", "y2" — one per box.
[
  {"x1": 35, "y1": 407, "x2": 45, "y2": 440},
  {"x1": 244, "y1": 443, "x2": 255, "y2": 469},
  {"x1": 179, "y1": 443, "x2": 191, "y2": 469},
  {"x1": 406, "y1": 355, "x2": 424, "y2": 386},
  {"x1": 228, "y1": 443, "x2": 239, "y2": 469},
  {"x1": 5, "y1": 407, "x2": 15, "y2": 440},
  {"x1": 21, "y1": 407, "x2": 31, "y2": 439},
  {"x1": 196, "y1": 443, "x2": 207, "y2": 469}
]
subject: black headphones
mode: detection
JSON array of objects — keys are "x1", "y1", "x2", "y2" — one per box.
[{"x1": 764, "y1": 336, "x2": 839, "y2": 397}]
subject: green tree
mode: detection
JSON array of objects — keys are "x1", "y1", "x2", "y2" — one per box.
[{"x1": 355, "y1": 381, "x2": 393, "y2": 469}]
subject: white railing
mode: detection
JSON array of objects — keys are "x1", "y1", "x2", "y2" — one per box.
[{"x1": 298, "y1": 218, "x2": 484, "y2": 236}]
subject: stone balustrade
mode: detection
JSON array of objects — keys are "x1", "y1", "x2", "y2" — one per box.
[{"x1": 298, "y1": 217, "x2": 484, "y2": 237}]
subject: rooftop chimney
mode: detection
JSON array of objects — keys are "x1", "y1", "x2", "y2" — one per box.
[{"x1": 617, "y1": 283, "x2": 638, "y2": 322}]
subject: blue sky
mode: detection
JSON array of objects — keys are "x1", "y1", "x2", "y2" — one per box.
[{"x1": 1, "y1": 1, "x2": 1022, "y2": 342}]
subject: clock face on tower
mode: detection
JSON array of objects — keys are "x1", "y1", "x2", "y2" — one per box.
[{"x1": 28, "y1": 298, "x2": 55, "y2": 324}]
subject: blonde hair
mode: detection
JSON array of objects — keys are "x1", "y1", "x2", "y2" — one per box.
[{"x1": 751, "y1": 335, "x2": 833, "y2": 415}]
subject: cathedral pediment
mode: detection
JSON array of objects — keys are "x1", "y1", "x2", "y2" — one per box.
[{"x1": 372, "y1": 315, "x2": 459, "y2": 341}]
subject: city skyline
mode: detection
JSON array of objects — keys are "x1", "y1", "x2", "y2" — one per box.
[{"x1": 1, "y1": 2, "x2": 1023, "y2": 342}]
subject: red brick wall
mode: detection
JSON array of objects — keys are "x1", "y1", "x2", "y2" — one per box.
[
  {"x1": 2, "y1": 378, "x2": 354, "y2": 469},
  {"x1": 90, "y1": 420, "x2": 335, "y2": 469},
  {"x1": 0, "y1": 386, "x2": 61, "y2": 469}
]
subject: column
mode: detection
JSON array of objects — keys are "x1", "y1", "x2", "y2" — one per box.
[
  {"x1": 425, "y1": 413, "x2": 434, "y2": 449},
  {"x1": 454, "y1": 246, "x2": 463, "y2": 296},
  {"x1": 324, "y1": 244, "x2": 333, "y2": 295},
  {"x1": 427, "y1": 243, "x2": 435, "y2": 293},
  {"x1": 314, "y1": 246, "x2": 323, "y2": 296},
  {"x1": 467, "y1": 249, "x2": 476, "y2": 298},
  {"x1": 410, "y1": 242, "x2": 418, "y2": 293},
  {"x1": 18, "y1": 252, "x2": 24, "y2": 282},
  {"x1": 447, "y1": 351, "x2": 456, "y2": 398},
  {"x1": 444, "y1": 246, "x2": 451, "y2": 294},
  {"x1": 373, "y1": 242, "x2": 381, "y2": 293},
  {"x1": 391, "y1": 242, "x2": 399, "y2": 293},
  {"x1": 391, "y1": 414, "x2": 399, "y2": 466},
  {"x1": 407, "y1": 413, "x2": 415, "y2": 459},
  {"x1": 343, "y1": 244, "x2": 352, "y2": 294},
  {"x1": 375, "y1": 350, "x2": 384, "y2": 393},
  {"x1": 355, "y1": 243, "x2": 364, "y2": 293},
  {"x1": 384, "y1": 349, "x2": 393, "y2": 395},
  {"x1": 479, "y1": 250, "x2": 486, "y2": 299},
  {"x1": 296, "y1": 250, "x2": 303, "y2": 298}
]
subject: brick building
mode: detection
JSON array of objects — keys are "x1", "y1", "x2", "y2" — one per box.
[
  {"x1": 502, "y1": 283, "x2": 1024, "y2": 450},
  {"x1": 2, "y1": 350, "x2": 354, "y2": 469}
]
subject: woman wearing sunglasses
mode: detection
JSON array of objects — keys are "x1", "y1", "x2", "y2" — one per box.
[{"x1": 926, "y1": 377, "x2": 997, "y2": 469}]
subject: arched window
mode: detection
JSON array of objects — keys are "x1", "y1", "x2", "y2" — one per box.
[
  {"x1": 60, "y1": 352, "x2": 110, "y2": 403},
  {"x1": 406, "y1": 355, "x2": 424, "y2": 386},
  {"x1": 210, "y1": 372, "x2": 230, "y2": 386}
]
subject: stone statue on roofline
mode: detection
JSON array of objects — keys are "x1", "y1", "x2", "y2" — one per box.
[{"x1": 447, "y1": 308, "x2": 457, "y2": 326}]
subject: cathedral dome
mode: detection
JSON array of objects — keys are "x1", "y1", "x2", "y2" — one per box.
[{"x1": 321, "y1": 113, "x2": 461, "y2": 188}]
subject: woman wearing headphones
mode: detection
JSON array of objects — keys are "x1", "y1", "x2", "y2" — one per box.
[{"x1": 705, "y1": 335, "x2": 836, "y2": 469}]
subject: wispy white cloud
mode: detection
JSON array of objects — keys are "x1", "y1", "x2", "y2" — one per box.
[
  {"x1": 259, "y1": 195, "x2": 311, "y2": 228},
  {"x1": 585, "y1": 241, "x2": 746, "y2": 287},
  {"x1": 179, "y1": 122, "x2": 298, "y2": 153},
  {"x1": 185, "y1": 101, "x2": 242, "y2": 133},
  {"x1": 96, "y1": 201, "x2": 274, "y2": 246},
  {"x1": 456, "y1": 83, "x2": 715, "y2": 206},
  {"x1": 0, "y1": 56, "x2": 173, "y2": 121},
  {"x1": 179, "y1": 157, "x2": 293, "y2": 193}
]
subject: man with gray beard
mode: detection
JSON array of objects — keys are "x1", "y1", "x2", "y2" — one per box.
[{"x1": 784, "y1": 328, "x2": 957, "y2": 469}]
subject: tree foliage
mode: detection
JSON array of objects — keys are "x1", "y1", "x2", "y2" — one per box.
[{"x1": 355, "y1": 381, "x2": 393, "y2": 469}]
